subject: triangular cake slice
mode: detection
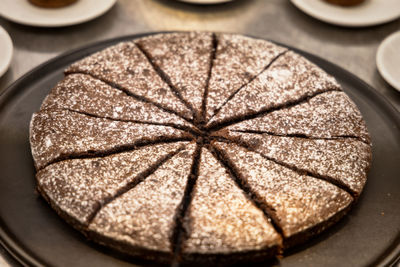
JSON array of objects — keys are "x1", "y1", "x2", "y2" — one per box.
[
  {"x1": 65, "y1": 41, "x2": 192, "y2": 120},
  {"x1": 205, "y1": 34, "x2": 287, "y2": 121},
  {"x1": 41, "y1": 74, "x2": 192, "y2": 129},
  {"x1": 181, "y1": 147, "x2": 281, "y2": 263},
  {"x1": 213, "y1": 141, "x2": 353, "y2": 247},
  {"x1": 216, "y1": 131, "x2": 371, "y2": 195},
  {"x1": 136, "y1": 32, "x2": 214, "y2": 117},
  {"x1": 30, "y1": 109, "x2": 192, "y2": 170},
  {"x1": 37, "y1": 142, "x2": 187, "y2": 230},
  {"x1": 208, "y1": 51, "x2": 341, "y2": 127},
  {"x1": 87, "y1": 143, "x2": 196, "y2": 263},
  {"x1": 225, "y1": 91, "x2": 370, "y2": 143}
]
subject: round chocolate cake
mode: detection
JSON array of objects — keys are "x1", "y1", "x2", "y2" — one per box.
[{"x1": 29, "y1": 32, "x2": 372, "y2": 265}]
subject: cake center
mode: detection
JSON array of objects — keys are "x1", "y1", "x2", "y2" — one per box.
[{"x1": 193, "y1": 131, "x2": 212, "y2": 145}]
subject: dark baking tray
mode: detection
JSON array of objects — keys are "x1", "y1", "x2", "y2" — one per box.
[{"x1": 0, "y1": 33, "x2": 399, "y2": 267}]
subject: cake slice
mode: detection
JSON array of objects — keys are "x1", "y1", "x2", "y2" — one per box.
[
  {"x1": 181, "y1": 147, "x2": 281, "y2": 263},
  {"x1": 207, "y1": 51, "x2": 341, "y2": 127},
  {"x1": 65, "y1": 41, "x2": 193, "y2": 120},
  {"x1": 87, "y1": 143, "x2": 196, "y2": 263},
  {"x1": 41, "y1": 74, "x2": 193, "y2": 129},
  {"x1": 136, "y1": 32, "x2": 214, "y2": 117},
  {"x1": 216, "y1": 131, "x2": 371, "y2": 195},
  {"x1": 213, "y1": 141, "x2": 353, "y2": 247},
  {"x1": 205, "y1": 34, "x2": 287, "y2": 121},
  {"x1": 29, "y1": 109, "x2": 192, "y2": 170},
  {"x1": 225, "y1": 91, "x2": 370, "y2": 143},
  {"x1": 36, "y1": 142, "x2": 188, "y2": 230}
]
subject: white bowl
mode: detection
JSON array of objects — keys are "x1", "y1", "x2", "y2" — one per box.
[
  {"x1": 291, "y1": 0, "x2": 400, "y2": 27},
  {"x1": 0, "y1": 26, "x2": 13, "y2": 78},
  {"x1": 376, "y1": 31, "x2": 400, "y2": 91},
  {"x1": 0, "y1": 0, "x2": 116, "y2": 27}
]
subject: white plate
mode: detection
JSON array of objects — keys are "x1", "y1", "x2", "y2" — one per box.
[
  {"x1": 290, "y1": 0, "x2": 400, "y2": 27},
  {"x1": 376, "y1": 31, "x2": 400, "y2": 91},
  {"x1": 0, "y1": 26, "x2": 13, "y2": 78},
  {"x1": 0, "y1": 0, "x2": 116, "y2": 27}
]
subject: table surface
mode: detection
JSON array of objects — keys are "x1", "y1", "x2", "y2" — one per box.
[{"x1": 0, "y1": 0, "x2": 399, "y2": 266}]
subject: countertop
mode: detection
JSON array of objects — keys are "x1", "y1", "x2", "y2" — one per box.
[{"x1": 0, "y1": 0, "x2": 399, "y2": 266}]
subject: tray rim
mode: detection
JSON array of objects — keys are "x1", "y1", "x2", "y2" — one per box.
[{"x1": 0, "y1": 32, "x2": 399, "y2": 267}]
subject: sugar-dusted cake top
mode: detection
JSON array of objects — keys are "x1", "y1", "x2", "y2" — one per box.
[{"x1": 30, "y1": 32, "x2": 371, "y2": 265}]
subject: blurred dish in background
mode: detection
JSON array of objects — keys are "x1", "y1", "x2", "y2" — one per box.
[
  {"x1": 291, "y1": 0, "x2": 400, "y2": 27},
  {"x1": 0, "y1": 26, "x2": 13, "y2": 78},
  {"x1": 376, "y1": 31, "x2": 400, "y2": 92},
  {"x1": 176, "y1": 0, "x2": 233, "y2": 4},
  {"x1": 0, "y1": 0, "x2": 116, "y2": 27}
]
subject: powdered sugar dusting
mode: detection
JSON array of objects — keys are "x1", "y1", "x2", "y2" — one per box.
[
  {"x1": 65, "y1": 41, "x2": 192, "y2": 119},
  {"x1": 214, "y1": 141, "x2": 353, "y2": 237},
  {"x1": 227, "y1": 91, "x2": 370, "y2": 143},
  {"x1": 221, "y1": 131, "x2": 371, "y2": 194},
  {"x1": 208, "y1": 51, "x2": 341, "y2": 126},
  {"x1": 37, "y1": 142, "x2": 187, "y2": 226},
  {"x1": 88, "y1": 144, "x2": 196, "y2": 253},
  {"x1": 30, "y1": 109, "x2": 190, "y2": 170},
  {"x1": 136, "y1": 32, "x2": 213, "y2": 114},
  {"x1": 206, "y1": 34, "x2": 287, "y2": 121},
  {"x1": 183, "y1": 147, "x2": 281, "y2": 254},
  {"x1": 41, "y1": 74, "x2": 192, "y2": 128},
  {"x1": 29, "y1": 33, "x2": 372, "y2": 263}
]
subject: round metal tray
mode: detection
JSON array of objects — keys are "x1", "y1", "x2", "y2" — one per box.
[{"x1": 0, "y1": 33, "x2": 399, "y2": 266}]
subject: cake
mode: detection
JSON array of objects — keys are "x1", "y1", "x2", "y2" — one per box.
[
  {"x1": 324, "y1": 0, "x2": 366, "y2": 6},
  {"x1": 29, "y1": 32, "x2": 372, "y2": 265},
  {"x1": 28, "y1": 0, "x2": 78, "y2": 8}
]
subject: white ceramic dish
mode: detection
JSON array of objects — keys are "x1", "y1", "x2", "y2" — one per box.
[
  {"x1": 0, "y1": 0, "x2": 116, "y2": 27},
  {"x1": 376, "y1": 31, "x2": 400, "y2": 91},
  {"x1": 0, "y1": 26, "x2": 13, "y2": 78},
  {"x1": 290, "y1": 0, "x2": 400, "y2": 27}
]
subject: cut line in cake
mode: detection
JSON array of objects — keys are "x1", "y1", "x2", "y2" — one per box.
[
  {"x1": 65, "y1": 41, "x2": 194, "y2": 121},
  {"x1": 87, "y1": 143, "x2": 197, "y2": 263},
  {"x1": 204, "y1": 34, "x2": 288, "y2": 122},
  {"x1": 178, "y1": 146, "x2": 282, "y2": 264},
  {"x1": 207, "y1": 50, "x2": 342, "y2": 128},
  {"x1": 171, "y1": 143, "x2": 203, "y2": 264},
  {"x1": 136, "y1": 32, "x2": 215, "y2": 122},
  {"x1": 211, "y1": 141, "x2": 353, "y2": 249},
  {"x1": 41, "y1": 73, "x2": 196, "y2": 131},
  {"x1": 29, "y1": 109, "x2": 193, "y2": 170},
  {"x1": 221, "y1": 90, "x2": 370, "y2": 144},
  {"x1": 37, "y1": 142, "x2": 189, "y2": 231},
  {"x1": 206, "y1": 89, "x2": 341, "y2": 131},
  {"x1": 199, "y1": 33, "x2": 218, "y2": 125}
]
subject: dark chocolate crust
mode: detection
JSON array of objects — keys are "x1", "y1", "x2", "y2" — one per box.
[
  {"x1": 324, "y1": 0, "x2": 366, "y2": 6},
  {"x1": 29, "y1": 32, "x2": 372, "y2": 265},
  {"x1": 28, "y1": 0, "x2": 77, "y2": 8}
]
